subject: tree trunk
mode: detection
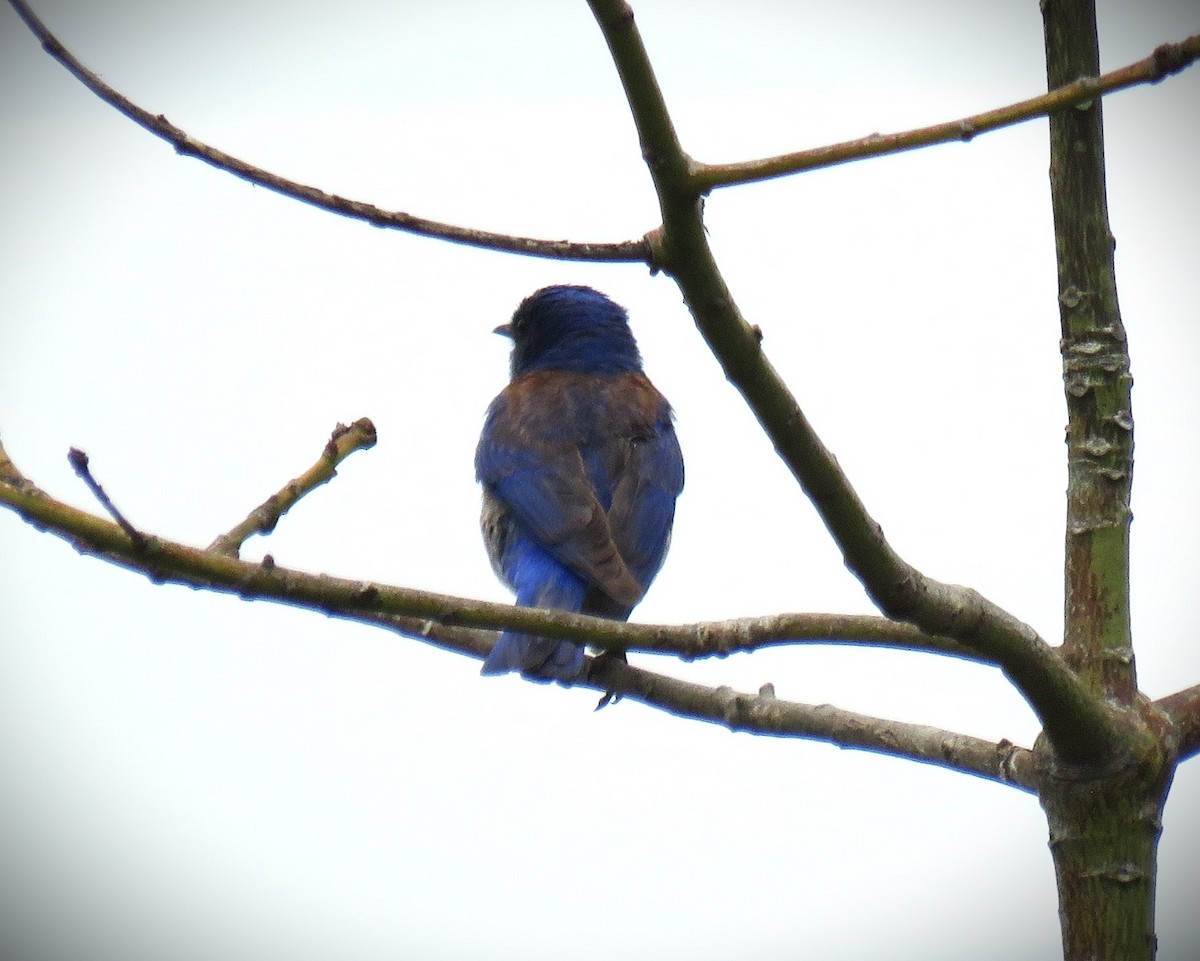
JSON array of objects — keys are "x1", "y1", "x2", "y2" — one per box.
[
  {"x1": 1035, "y1": 721, "x2": 1174, "y2": 961},
  {"x1": 1038, "y1": 1, "x2": 1176, "y2": 957}
]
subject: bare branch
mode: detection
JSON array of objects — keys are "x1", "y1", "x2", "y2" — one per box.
[
  {"x1": 1156, "y1": 686, "x2": 1200, "y2": 763},
  {"x1": 583, "y1": 656, "x2": 1036, "y2": 791},
  {"x1": 5, "y1": 0, "x2": 650, "y2": 264},
  {"x1": 209, "y1": 418, "x2": 377, "y2": 556},
  {"x1": 352, "y1": 610, "x2": 494, "y2": 662},
  {"x1": 642, "y1": 611, "x2": 991, "y2": 663},
  {"x1": 586, "y1": 0, "x2": 1135, "y2": 767},
  {"x1": 695, "y1": 34, "x2": 1200, "y2": 191},
  {"x1": 313, "y1": 614, "x2": 1037, "y2": 790},
  {"x1": 0, "y1": 437, "x2": 989, "y2": 664},
  {"x1": 0, "y1": 440, "x2": 1034, "y2": 789}
]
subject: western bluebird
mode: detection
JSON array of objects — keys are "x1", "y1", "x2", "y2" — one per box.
[{"x1": 476, "y1": 285, "x2": 684, "y2": 683}]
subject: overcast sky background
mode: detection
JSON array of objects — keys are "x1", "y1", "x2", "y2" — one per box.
[{"x1": 1, "y1": 1, "x2": 1198, "y2": 959}]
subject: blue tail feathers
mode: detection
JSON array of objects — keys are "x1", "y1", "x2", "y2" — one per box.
[
  {"x1": 480, "y1": 631, "x2": 586, "y2": 683},
  {"x1": 479, "y1": 541, "x2": 590, "y2": 684}
]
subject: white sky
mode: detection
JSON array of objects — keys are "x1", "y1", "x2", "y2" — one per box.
[{"x1": 1, "y1": 1, "x2": 1198, "y2": 959}]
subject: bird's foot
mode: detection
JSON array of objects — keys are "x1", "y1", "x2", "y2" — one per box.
[{"x1": 588, "y1": 650, "x2": 627, "y2": 710}]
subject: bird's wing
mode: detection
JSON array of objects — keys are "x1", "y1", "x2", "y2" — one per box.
[
  {"x1": 477, "y1": 392, "x2": 645, "y2": 609},
  {"x1": 605, "y1": 415, "x2": 684, "y2": 588}
]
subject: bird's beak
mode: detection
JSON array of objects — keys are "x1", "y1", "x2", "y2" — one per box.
[{"x1": 493, "y1": 323, "x2": 513, "y2": 338}]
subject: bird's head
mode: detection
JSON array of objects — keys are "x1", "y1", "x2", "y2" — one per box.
[{"x1": 498, "y1": 285, "x2": 643, "y2": 377}]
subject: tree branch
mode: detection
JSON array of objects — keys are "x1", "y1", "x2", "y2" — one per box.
[
  {"x1": 586, "y1": 0, "x2": 1133, "y2": 767},
  {"x1": 208, "y1": 418, "x2": 377, "y2": 556},
  {"x1": 313, "y1": 612, "x2": 1037, "y2": 790},
  {"x1": 1156, "y1": 685, "x2": 1200, "y2": 763},
  {"x1": 647, "y1": 611, "x2": 991, "y2": 663},
  {"x1": 583, "y1": 656, "x2": 1036, "y2": 791},
  {"x1": 0, "y1": 438, "x2": 987, "y2": 664},
  {"x1": 0, "y1": 440, "x2": 1034, "y2": 790},
  {"x1": 5, "y1": 0, "x2": 650, "y2": 264},
  {"x1": 1043, "y1": 0, "x2": 1137, "y2": 709},
  {"x1": 694, "y1": 34, "x2": 1200, "y2": 191}
]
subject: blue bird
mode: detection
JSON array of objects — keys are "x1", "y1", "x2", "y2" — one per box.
[{"x1": 476, "y1": 285, "x2": 684, "y2": 683}]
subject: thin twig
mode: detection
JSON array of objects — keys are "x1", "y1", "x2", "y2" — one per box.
[
  {"x1": 0, "y1": 446, "x2": 1035, "y2": 791},
  {"x1": 695, "y1": 34, "x2": 1200, "y2": 191},
  {"x1": 209, "y1": 418, "x2": 377, "y2": 556},
  {"x1": 5, "y1": 0, "x2": 650, "y2": 264},
  {"x1": 66, "y1": 447, "x2": 145, "y2": 548},
  {"x1": 585, "y1": 0, "x2": 1134, "y2": 767}
]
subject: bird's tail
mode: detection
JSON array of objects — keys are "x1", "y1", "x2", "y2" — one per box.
[
  {"x1": 480, "y1": 564, "x2": 588, "y2": 684},
  {"x1": 480, "y1": 630, "x2": 586, "y2": 683}
]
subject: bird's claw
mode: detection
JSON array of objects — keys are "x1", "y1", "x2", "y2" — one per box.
[{"x1": 588, "y1": 650, "x2": 627, "y2": 710}]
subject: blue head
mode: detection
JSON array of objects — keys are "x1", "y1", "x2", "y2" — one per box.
[{"x1": 499, "y1": 286, "x2": 643, "y2": 377}]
